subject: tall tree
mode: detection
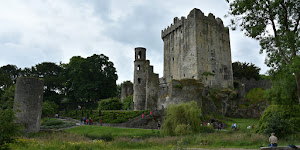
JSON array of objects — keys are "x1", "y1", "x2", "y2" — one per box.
[
  {"x1": 65, "y1": 54, "x2": 118, "y2": 103},
  {"x1": 232, "y1": 61, "x2": 261, "y2": 80},
  {"x1": 227, "y1": 0, "x2": 300, "y2": 104}
]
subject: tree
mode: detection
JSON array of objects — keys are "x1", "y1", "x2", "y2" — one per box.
[
  {"x1": 232, "y1": 61, "x2": 261, "y2": 80},
  {"x1": 98, "y1": 97, "x2": 123, "y2": 110},
  {"x1": 162, "y1": 101, "x2": 202, "y2": 136},
  {"x1": 65, "y1": 54, "x2": 118, "y2": 103},
  {"x1": 227, "y1": 0, "x2": 300, "y2": 104},
  {"x1": 0, "y1": 65, "x2": 20, "y2": 92},
  {"x1": 32, "y1": 62, "x2": 65, "y2": 105}
]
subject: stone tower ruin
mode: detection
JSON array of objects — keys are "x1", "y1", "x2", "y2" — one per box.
[
  {"x1": 120, "y1": 81, "x2": 133, "y2": 102},
  {"x1": 133, "y1": 47, "x2": 159, "y2": 110},
  {"x1": 130, "y1": 8, "x2": 234, "y2": 111},
  {"x1": 161, "y1": 8, "x2": 233, "y2": 88},
  {"x1": 13, "y1": 77, "x2": 44, "y2": 133}
]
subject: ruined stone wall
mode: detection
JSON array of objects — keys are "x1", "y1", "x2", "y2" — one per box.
[
  {"x1": 121, "y1": 81, "x2": 133, "y2": 102},
  {"x1": 146, "y1": 65, "x2": 159, "y2": 110},
  {"x1": 161, "y1": 8, "x2": 233, "y2": 88},
  {"x1": 240, "y1": 78, "x2": 272, "y2": 93},
  {"x1": 13, "y1": 77, "x2": 44, "y2": 133}
]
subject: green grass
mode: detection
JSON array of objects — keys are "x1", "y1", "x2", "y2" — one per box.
[
  {"x1": 7, "y1": 118, "x2": 300, "y2": 150},
  {"x1": 65, "y1": 126, "x2": 161, "y2": 139}
]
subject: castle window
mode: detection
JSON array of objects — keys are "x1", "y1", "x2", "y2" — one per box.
[
  {"x1": 212, "y1": 70, "x2": 215, "y2": 73},
  {"x1": 172, "y1": 57, "x2": 174, "y2": 61},
  {"x1": 171, "y1": 75, "x2": 173, "y2": 79},
  {"x1": 184, "y1": 74, "x2": 185, "y2": 77},
  {"x1": 138, "y1": 51, "x2": 142, "y2": 59},
  {"x1": 192, "y1": 76, "x2": 195, "y2": 79},
  {"x1": 137, "y1": 65, "x2": 140, "y2": 70},
  {"x1": 138, "y1": 78, "x2": 141, "y2": 83}
]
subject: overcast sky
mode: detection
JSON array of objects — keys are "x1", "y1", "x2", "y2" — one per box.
[{"x1": 0, "y1": 0, "x2": 269, "y2": 84}]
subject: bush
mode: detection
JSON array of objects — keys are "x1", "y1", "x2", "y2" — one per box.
[
  {"x1": 246, "y1": 88, "x2": 265, "y2": 104},
  {"x1": 0, "y1": 109, "x2": 22, "y2": 149},
  {"x1": 123, "y1": 95, "x2": 133, "y2": 110},
  {"x1": 84, "y1": 133, "x2": 114, "y2": 141},
  {"x1": 41, "y1": 118, "x2": 64, "y2": 126},
  {"x1": 42, "y1": 101, "x2": 59, "y2": 117},
  {"x1": 257, "y1": 105, "x2": 300, "y2": 137},
  {"x1": 98, "y1": 97, "x2": 123, "y2": 110},
  {"x1": 198, "y1": 125, "x2": 215, "y2": 133},
  {"x1": 162, "y1": 101, "x2": 202, "y2": 136}
]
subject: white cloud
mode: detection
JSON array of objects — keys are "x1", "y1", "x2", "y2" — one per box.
[{"x1": 0, "y1": 0, "x2": 269, "y2": 84}]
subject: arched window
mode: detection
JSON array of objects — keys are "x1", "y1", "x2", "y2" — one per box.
[
  {"x1": 137, "y1": 65, "x2": 140, "y2": 70},
  {"x1": 138, "y1": 51, "x2": 142, "y2": 59}
]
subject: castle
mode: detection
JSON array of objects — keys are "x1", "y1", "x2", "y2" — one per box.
[{"x1": 122, "y1": 8, "x2": 234, "y2": 111}]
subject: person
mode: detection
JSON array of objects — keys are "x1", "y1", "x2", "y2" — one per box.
[
  {"x1": 80, "y1": 117, "x2": 83, "y2": 125},
  {"x1": 269, "y1": 133, "x2": 278, "y2": 147},
  {"x1": 218, "y1": 123, "x2": 222, "y2": 130},
  {"x1": 142, "y1": 114, "x2": 144, "y2": 118},
  {"x1": 100, "y1": 119, "x2": 102, "y2": 126},
  {"x1": 157, "y1": 121, "x2": 161, "y2": 129},
  {"x1": 86, "y1": 118, "x2": 89, "y2": 125},
  {"x1": 83, "y1": 117, "x2": 86, "y2": 125}
]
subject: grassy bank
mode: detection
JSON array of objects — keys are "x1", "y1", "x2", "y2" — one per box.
[{"x1": 7, "y1": 118, "x2": 300, "y2": 149}]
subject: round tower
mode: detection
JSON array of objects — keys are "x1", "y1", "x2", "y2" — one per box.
[
  {"x1": 133, "y1": 47, "x2": 147, "y2": 110},
  {"x1": 13, "y1": 77, "x2": 44, "y2": 133}
]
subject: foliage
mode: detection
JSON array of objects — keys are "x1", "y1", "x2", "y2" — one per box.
[
  {"x1": 198, "y1": 126, "x2": 215, "y2": 133},
  {"x1": 40, "y1": 118, "x2": 75, "y2": 129},
  {"x1": 65, "y1": 54, "x2": 118, "y2": 103},
  {"x1": 232, "y1": 61, "x2": 260, "y2": 80},
  {"x1": 123, "y1": 95, "x2": 133, "y2": 110},
  {"x1": 246, "y1": 88, "x2": 265, "y2": 104},
  {"x1": 257, "y1": 105, "x2": 300, "y2": 137},
  {"x1": 62, "y1": 109, "x2": 149, "y2": 124},
  {"x1": 98, "y1": 97, "x2": 123, "y2": 110},
  {"x1": 264, "y1": 66, "x2": 298, "y2": 105},
  {"x1": 42, "y1": 101, "x2": 59, "y2": 117},
  {"x1": 162, "y1": 101, "x2": 202, "y2": 136},
  {"x1": 201, "y1": 71, "x2": 215, "y2": 77},
  {"x1": 0, "y1": 85, "x2": 15, "y2": 109},
  {"x1": 83, "y1": 133, "x2": 114, "y2": 141},
  {"x1": 227, "y1": 0, "x2": 300, "y2": 103},
  {"x1": 0, "y1": 109, "x2": 23, "y2": 149}
]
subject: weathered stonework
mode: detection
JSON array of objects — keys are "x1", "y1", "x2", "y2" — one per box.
[
  {"x1": 131, "y1": 8, "x2": 234, "y2": 111},
  {"x1": 161, "y1": 8, "x2": 233, "y2": 88},
  {"x1": 13, "y1": 77, "x2": 44, "y2": 133},
  {"x1": 120, "y1": 81, "x2": 133, "y2": 102},
  {"x1": 133, "y1": 47, "x2": 159, "y2": 110}
]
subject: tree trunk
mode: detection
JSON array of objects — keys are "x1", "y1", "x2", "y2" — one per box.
[{"x1": 295, "y1": 73, "x2": 300, "y2": 104}]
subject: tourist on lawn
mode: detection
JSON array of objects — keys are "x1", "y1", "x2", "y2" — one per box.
[
  {"x1": 157, "y1": 121, "x2": 161, "y2": 129},
  {"x1": 83, "y1": 117, "x2": 86, "y2": 125},
  {"x1": 86, "y1": 118, "x2": 89, "y2": 125},
  {"x1": 80, "y1": 117, "x2": 83, "y2": 125},
  {"x1": 269, "y1": 133, "x2": 278, "y2": 147}
]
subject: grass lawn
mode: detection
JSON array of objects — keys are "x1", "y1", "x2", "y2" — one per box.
[{"x1": 7, "y1": 117, "x2": 300, "y2": 150}]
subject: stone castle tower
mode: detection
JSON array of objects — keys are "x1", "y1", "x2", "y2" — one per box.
[
  {"x1": 133, "y1": 47, "x2": 159, "y2": 110},
  {"x1": 161, "y1": 8, "x2": 233, "y2": 88}
]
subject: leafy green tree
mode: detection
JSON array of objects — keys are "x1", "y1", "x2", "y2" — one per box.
[
  {"x1": 257, "y1": 105, "x2": 300, "y2": 137},
  {"x1": 232, "y1": 61, "x2": 260, "y2": 80},
  {"x1": 0, "y1": 109, "x2": 23, "y2": 149},
  {"x1": 65, "y1": 54, "x2": 118, "y2": 103},
  {"x1": 227, "y1": 0, "x2": 300, "y2": 103},
  {"x1": 32, "y1": 62, "x2": 65, "y2": 105},
  {"x1": 0, "y1": 85, "x2": 15, "y2": 110},
  {"x1": 42, "y1": 101, "x2": 59, "y2": 117},
  {"x1": 264, "y1": 66, "x2": 298, "y2": 105},
  {"x1": 98, "y1": 97, "x2": 123, "y2": 110},
  {"x1": 162, "y1": 101, "x2": 202, "y2": 136}
]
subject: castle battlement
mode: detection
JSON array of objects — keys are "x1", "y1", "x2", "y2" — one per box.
[
  {"x1": 161, "y1": 8, "x2": 227, "y2": 39},
  {"x1": 161, "y1": 16, "x2": 185, "y2": 38}
]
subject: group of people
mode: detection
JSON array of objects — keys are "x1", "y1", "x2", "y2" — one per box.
[{"x1": 80, "y1": 117, "x2": 93, "y2": 125}]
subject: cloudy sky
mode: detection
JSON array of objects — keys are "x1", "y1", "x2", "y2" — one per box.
[{"x1": 0, "y1": 0, "x2": 269, "y2": 84}]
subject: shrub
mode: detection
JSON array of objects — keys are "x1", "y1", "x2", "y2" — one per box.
[
  {"x1": 162, "y1": 101, "x2": 202, "y2": 136},
  {"x1": 41, "y1": 118, "x2": 64, "y2": 126},
  {"x1": 246, "y1": 88, "x2": 265, "y2": 104},
  {"x1": 257, "y1": 105, "x2": 300, "y2": 137},
  {"x1": 0, "y1": 109, "x2": 22, "y2": 149},
  {"x1": 123, "y1": 95, "x2": 133, "y2": 110},
  {"x1": 98, "y1": 97, "x2": 123, "y2": 110},
  {"x1": 198, "y1": 125, "x2": 215, "y2": 133},
  {"x1": 42, "y1": 101, "x2": 59, "y2": 117}
]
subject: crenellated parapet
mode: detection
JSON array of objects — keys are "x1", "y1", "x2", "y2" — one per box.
[{"x1": 161, "y1": 16, "x2": 185, "y2": 39}]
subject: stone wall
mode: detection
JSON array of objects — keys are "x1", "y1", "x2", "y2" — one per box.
[
  {"x1": 240, "y1": 77, "x2": 272, "y2": 93},
  {"x1": 121, "y1": 81, "x2": 133, "y2": 102},
  {"x1": 161, "y1": 8, "x2": 233, "y2": 88},
  {"x1": 13, "y1": 77, "x2": 44, "y2": 133}
]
